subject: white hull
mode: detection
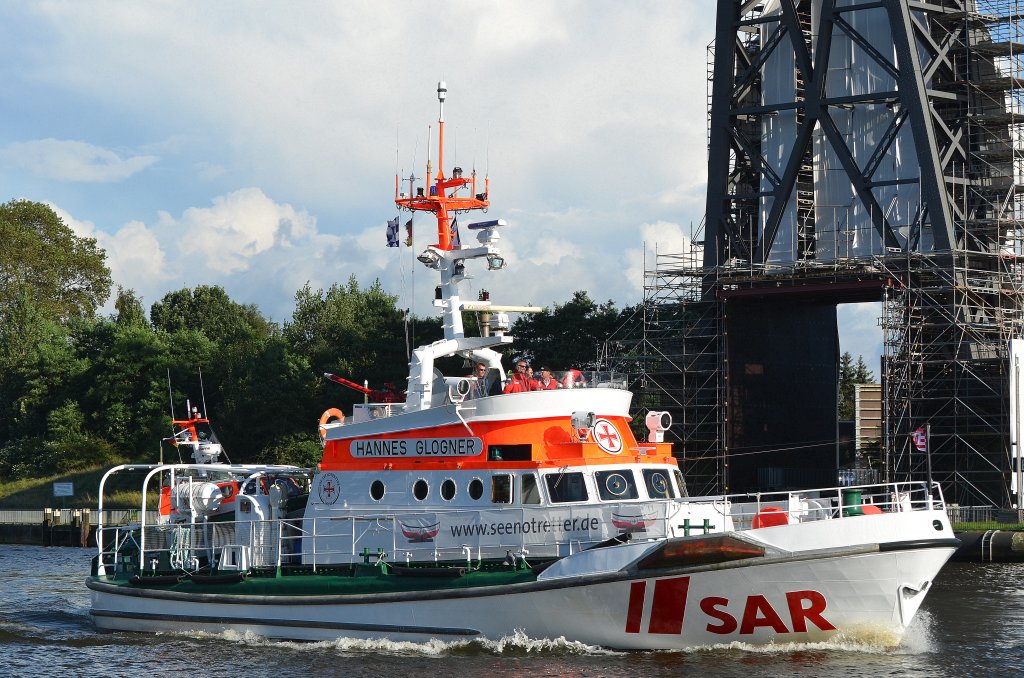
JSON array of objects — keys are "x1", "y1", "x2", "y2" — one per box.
[{"x1": 89, "y1": 531, "x2": 955, "y2": 649}]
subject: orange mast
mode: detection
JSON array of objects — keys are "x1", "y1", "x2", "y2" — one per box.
[{"x1": 395, "y1": 81, "x2": 490, "y2": 250}]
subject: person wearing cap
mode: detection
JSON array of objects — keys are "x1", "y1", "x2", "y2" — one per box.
[
  {"x1": 503, "y1": 359, "x2": 533, "y2": 394},
  {"x1": 536, "y1": 367, "x2": 559, "y2": 390}
]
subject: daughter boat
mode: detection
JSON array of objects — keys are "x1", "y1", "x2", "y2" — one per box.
[{"x1": 87, "y1": 84, "x2": 958, "y2": 649}]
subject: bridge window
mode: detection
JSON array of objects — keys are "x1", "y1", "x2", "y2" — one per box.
[
  {"x1": 521, "y1": 474, "x2": 541, "y2": 504},
  {"x1": 597, "y1": 470, "x2": 639, "y2": 500},
  {"x1": 487, "y1": 444, "x2": 532, "y2": 462},
  {"x1": 673, "y1": 469, "x2": 689, "y2": 498},
  {"x1": 440, "y1": 479, "x2": 457, "y2": 501},
  {"x1": 545, "y1": 472, "x2": 589, "y2": 503},
  {"x1": 642, "y1": 469, "x2": 674, "y2": 499},
  {"x1": 491, "y1": 474, "x2": 513, "y2": 504},
  {"x1": 413, "y1": 479, "x2": 429, "y2": 501},
  {"x1": 370, "y1": 480, "x2": 385, "y2": 501},
  {"x1": 468, "y1": 478, "x2": 484, "y2": 500}
]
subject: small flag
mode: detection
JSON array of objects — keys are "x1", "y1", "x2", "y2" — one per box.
[
  {"x1": 405, "y1": 218, "x2": 413, "y2": 247},
  {"x1": 450, "y1": 216, "x2": 461, "y2": 248},
  {"x1": 386, "y1": 217, "x2": 399, "y2": 247},
  {"x1": 912, "y1": 426, "x2": 927, "y2": 453}
]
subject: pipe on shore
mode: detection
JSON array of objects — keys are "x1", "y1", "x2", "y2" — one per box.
[{"x1": 951, "y1": 530, "x2": 1024, "y2": 562}]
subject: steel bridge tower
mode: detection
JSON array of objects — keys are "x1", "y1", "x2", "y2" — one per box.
[{"x1": 634, "y1": 0, "x2": 1024, "y2": 505}]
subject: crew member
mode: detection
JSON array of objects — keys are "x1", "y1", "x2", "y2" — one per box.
[
  {"x1": 537, "y1": 367, "x2": 559, "y2": 390},
  {"x1": 503, "y1": 360, "x2": 532, "y2": 394}
]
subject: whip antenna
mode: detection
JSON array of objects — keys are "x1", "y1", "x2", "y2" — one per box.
[
  {"x1": 167, "y1": 369, "x2": 175, "y2": 421},
  {"x1": 199, "y1": 367, "x2": 208, "y2": 419}
]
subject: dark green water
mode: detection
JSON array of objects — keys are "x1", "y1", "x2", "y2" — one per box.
[{"x1": 0, "y1": 545, "x2": 1019, "y2": 677}]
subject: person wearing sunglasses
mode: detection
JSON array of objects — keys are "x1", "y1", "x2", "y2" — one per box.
[{"x1": 503, "y1": 360, "x2": 532, "y2": 394}]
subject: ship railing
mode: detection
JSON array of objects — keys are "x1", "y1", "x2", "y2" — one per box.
[
  {"x1": 945, "y1": 504, "x2": 996, "y2": 525},
  {"x1": 95, "y1": 523, "x2": 145, "y2": 576},
  {"x1": 292, "y1": 504, "x2": 674, "y2": 571},
  {"x1": 93, "y1": 462, "x2": 309, "y2": 576},
  {"x1": 723, "y1": 480, "x2": 945, "y2": 530},
  {"x1": 97, "y1": 502, "x2": 684, "y2": 575},
  {"x1": 350, "y1": 403, "x2": 403, "y2": 423}
]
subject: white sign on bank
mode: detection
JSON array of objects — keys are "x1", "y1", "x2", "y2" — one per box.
[{"x1": 350, "y1": 437, "x2": 483, "y2": 458}]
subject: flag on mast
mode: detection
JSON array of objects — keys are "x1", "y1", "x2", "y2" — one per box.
[
  {"x1": 386, "y1": 217, "x2": 400, "y2": 247},
  {"x1": 405, "y1": 218, "x2": 413, "y2": 247},
  {"x1": 912, "y1": 426, "x2": 928, "y2": 453},
  {"x1": 451, "y1": 216, "x2": 461, "y2": 248}
]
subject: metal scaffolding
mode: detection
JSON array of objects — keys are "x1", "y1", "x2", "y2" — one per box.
[
  {"x1": 880, "y1": 0, "x2": 1024, "y2": 505},
  {"x1": 617, "y1": 0, "x2": 1024, "y2": 506}
]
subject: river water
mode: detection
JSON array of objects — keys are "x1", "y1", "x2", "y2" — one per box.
[{"x1": 0, "y1": 544, "x2": 1020, "y2": 677}]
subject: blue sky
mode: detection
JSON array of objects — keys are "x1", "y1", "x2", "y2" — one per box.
[{"x1": 0, "y1": 1, "x2": 882, "y2": 372}]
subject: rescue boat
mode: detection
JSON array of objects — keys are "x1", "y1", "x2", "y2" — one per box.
[{"x1": 87, "y1": 83, "x2": 957, "y2": 650}]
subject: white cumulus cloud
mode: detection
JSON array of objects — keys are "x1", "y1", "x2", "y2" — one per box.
[
  {"x1": 622, "y1": 221, "x2": 692, "y2": 296},
  {"x1": 172, "y1": 188, "x2": 318, "y2": 275},
  {"x1": 2, "y1": 139, "x2": 158, "y2": 182}
]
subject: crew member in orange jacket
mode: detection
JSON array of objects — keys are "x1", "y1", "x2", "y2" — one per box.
[
  {"x1": 536, "y1": 367, "x2": 559, "y2": 390},
  {"x1": 503, "y1": 359, "x2": 532, "y2": 394}
]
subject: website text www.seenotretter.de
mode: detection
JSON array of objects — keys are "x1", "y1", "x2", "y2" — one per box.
[{"x1": 448, "y1": 516, "x2": 600, "y2": 538}]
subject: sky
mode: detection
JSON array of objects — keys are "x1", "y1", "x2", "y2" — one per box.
[{"x1": 0, "y1": 1, "x2": 883, "y2": 373}]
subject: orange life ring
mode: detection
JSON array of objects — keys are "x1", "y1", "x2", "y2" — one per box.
[{"x1": 318, "y1": 408, "x2": 345, "y2": 440}]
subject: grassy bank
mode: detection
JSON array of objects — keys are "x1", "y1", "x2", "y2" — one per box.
[
  {"x1": 954, "y1": 521, "x2": 1024, "y2": 531},
  {"x1": 0, "y1": 466, "x2": 147, "y2": 509}
]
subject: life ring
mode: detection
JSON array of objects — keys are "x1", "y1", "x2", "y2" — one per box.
[{"x1": 318, "y1": 408, "x2": 345, "y2": 440}]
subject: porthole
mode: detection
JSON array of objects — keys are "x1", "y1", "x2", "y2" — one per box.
[
  {"x1": 468, "y1": 478, "x2": 484, "y2": 500},
  {"x1": 604, "y1": 473, "x2": 629, "y2": 497},
  {"x1": 370, "y1": 480, "x2": 385, "y2": 501},
  {"x1": 441, "y1": 479, "x2": 456, "y2": 501},
  {"x1": 413, "y1": 479, "x2": 429, "y2": 501}
]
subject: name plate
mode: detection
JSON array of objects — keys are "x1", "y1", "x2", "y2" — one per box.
[{"x1": 350, "y1": 437, "x2": 483, "y2": 458}]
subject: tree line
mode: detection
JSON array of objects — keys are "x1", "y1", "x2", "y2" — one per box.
[
  {"x1": 0, "y1": 200, "x2": 629, "y2": 480},
  {"x1": 0, "y1": 199, "x2": 876, "y2": 481}
]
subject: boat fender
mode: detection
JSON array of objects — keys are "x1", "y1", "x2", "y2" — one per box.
[
  {"x1": 129, "y1": 574, "x2": 182, "y2": 586},
  {"x1": 189, "y1": 572, "x2": 248, "y2": 585},
  {"x1": 318, "y1": 408, "x2": 345, "y2": 440},
  {"x1": 751, "y1": 505, "x2": 790, "y2": 528}
]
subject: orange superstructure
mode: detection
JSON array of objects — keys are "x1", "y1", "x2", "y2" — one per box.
[{"x1": 320, "y1": 414, "x2": 675, "y2": 473}]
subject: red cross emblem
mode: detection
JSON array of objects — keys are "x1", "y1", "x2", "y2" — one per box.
[
  {"x1": 318, "y1": 473, "x2": 340, "y2": 504},
  {"x1": 594, "y1": 419, "x2": 623, "y2": 454}
]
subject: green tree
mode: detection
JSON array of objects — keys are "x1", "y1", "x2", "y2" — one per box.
[
  {"x1": 80, "y1": 320, "x2": 170, "y2": 454},
  {"x1": 114, "y1": 287, "x2": 148, "y2": 328},
  {"x1": 838, "y1": 351, "x2": 875, "y2": 420},
  {"x1": 42, "y1": 400, "x2": 120, "y2": 475},
  {"x1": 0, "y1": 298, "x2": 86, "y2": 445},
  {"x1": 0, "y1": 297, "x2": 90, "y2": 479},
  {"x1": 510, "y1": 291, "x2": 626, "y2": 370},
  {"x1": 854, "y1": 355, "x2": 875, "y2": 384},
  {"x1": 215, "y1": 336, "x2": 316, "y2": 464},
  {"x1": 0, "y1": 199, "x2": 111, "y2": 323},
  {"x1": 285, "y1": 277, "x2": 407, "y2": 410},
  {"x1": 151, "y1": 285, "x2": 272, "y2": 346}
]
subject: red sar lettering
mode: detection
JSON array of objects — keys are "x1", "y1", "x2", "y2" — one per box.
[{"x1": 625, "y1": 578, "x2": 837, "y2": 635}]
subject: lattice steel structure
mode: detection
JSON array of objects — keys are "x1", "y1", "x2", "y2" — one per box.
[{"x1": 631, "y1": 0, "x2": 1024, "y2": 505}]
